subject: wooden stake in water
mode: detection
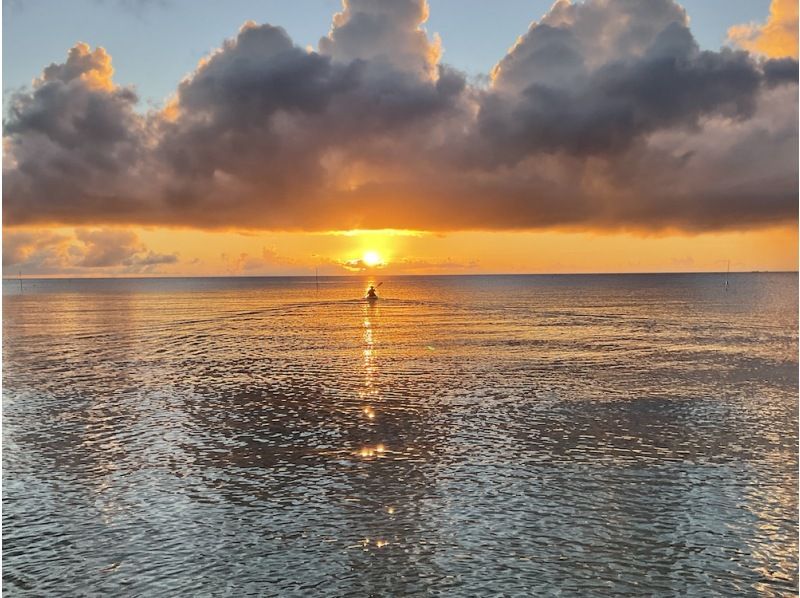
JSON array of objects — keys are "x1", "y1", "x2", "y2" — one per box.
[{"x1": 18, "y1": 271, "x2": 23, "y2": 294}]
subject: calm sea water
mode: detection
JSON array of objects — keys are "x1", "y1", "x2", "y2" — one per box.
[{"x1": 3, "y1": 274, "x2": 798, "y2": 596}]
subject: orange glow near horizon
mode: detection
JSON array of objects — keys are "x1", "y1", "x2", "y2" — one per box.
[{"x1": 3, "y1": 224, "x2": 797, "y2": 277}]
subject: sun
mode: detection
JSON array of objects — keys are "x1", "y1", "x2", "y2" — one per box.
[{"x1": 362, "y1": 250, "x2": 383, "y2": 267}]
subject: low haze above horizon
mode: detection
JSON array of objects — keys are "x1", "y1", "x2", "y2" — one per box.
[{"x1": 3, "y1": 0, "x2": 798, "y2": 276}]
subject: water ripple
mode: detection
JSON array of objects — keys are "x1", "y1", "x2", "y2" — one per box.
[{"x1": 3, "y1": 274, "x2": 798, "y2": 596}]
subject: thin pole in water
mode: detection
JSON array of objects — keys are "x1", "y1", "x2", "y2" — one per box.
[
  {"x1": 725, "y1": 260, "x2": 729, "y2": 291},
  {"x1": 316, "y1": 267, "x2": 319, "y2": 293},
  {"x1": 18, "y1": 271, "x2": 23, "y2": 294}
]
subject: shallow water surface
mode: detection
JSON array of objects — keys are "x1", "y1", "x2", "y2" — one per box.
[{"x1": 3, "y1": 274, "x2": 798, "y2": 596}]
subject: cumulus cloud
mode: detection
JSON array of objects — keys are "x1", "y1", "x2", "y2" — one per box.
[
  {"x1": 482, "y1": 18, "x2": 770, "y2": 159},
  {"x1": 728, "y1": 0, "x2": 798, "y2": 59},
  {"x1": 4, "y1": 229, "x2": 178, "y2": 274},
  {"x1": 3, "y1": 0, "x2": 797, "y2": 234},
  {"x1": 319, "y1": 0, "x2": 442, "y2": 79},
  {"x1": 4, "y1": 42, "x2": 152, "y2": 226},
  {"x1": 2, "y1": 230, "x2": 75, "y2": 272},
  {"x1": 76, "y1": 228, "x2": 144, "y2": 267}
]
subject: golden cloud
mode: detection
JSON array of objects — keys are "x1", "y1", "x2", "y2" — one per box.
[{"x1": 728, "y1": 0, "x2": 798, "y2": 58}]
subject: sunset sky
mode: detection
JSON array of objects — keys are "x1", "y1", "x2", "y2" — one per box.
[{"x1": 3, "y1": 0, "x2": 798, "y2": 276}]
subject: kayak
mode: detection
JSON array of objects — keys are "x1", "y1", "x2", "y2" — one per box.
[{"x1": 366, "y1": 295, "x2": 379, "y2": 302}]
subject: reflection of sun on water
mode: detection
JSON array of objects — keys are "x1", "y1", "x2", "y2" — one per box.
[
  {"x1": 357, "y1": 306, "x2": 390, "y2": 461},
  {"x1": 363, "y1": 317, "x2": 374, "y2": 386},
  {"x1": 354, "y1": 300, "x2": 394, "y2": 548}
]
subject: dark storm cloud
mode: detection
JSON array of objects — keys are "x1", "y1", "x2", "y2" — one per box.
[{"x1": 3, "y1": 0, "x2": 798, "y2": 233}]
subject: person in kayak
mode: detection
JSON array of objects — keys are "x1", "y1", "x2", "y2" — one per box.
[{"x1": 366, "y1": 285, "x2": 378, "y2": 299}]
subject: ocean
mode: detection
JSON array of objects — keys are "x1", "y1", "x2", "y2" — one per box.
[{"x1": 3, "y1": 273, "x2": 798, "y2": 596}]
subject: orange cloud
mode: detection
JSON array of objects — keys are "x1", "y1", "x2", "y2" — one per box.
[
  {"x1": 42, "y1": 42, "x2": 116, "y2": 91},
  {"x1": 3, "y1": 228, "x2": 178, "y2": 275},
  {"x1": 728, "y1": 0, "x2": 798, "y2": 58}
]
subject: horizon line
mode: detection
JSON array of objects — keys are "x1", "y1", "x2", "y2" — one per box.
[{"x1": 3, "y1": 270, "x2": 798, "y2": 281}]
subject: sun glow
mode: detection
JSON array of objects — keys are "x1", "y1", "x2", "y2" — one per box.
[{"x1": 362, "y1": 251, "x2": 383, "y2": 267}]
